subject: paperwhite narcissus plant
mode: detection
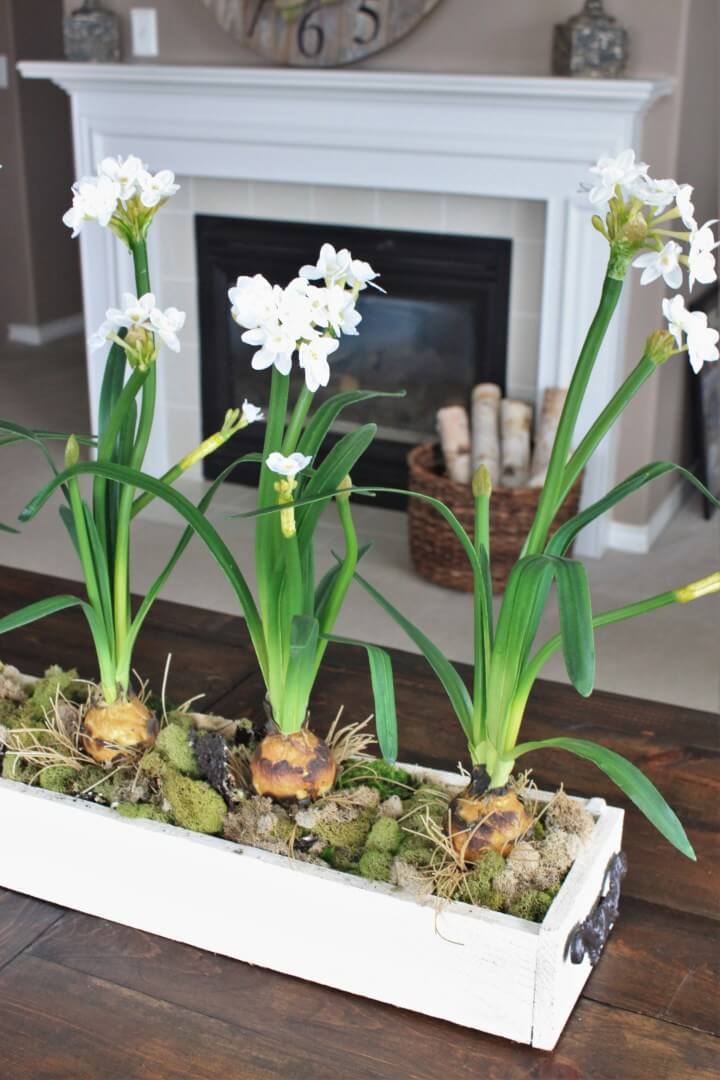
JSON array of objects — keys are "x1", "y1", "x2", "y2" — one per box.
[
  {"x1": 63, "y1": 154, "x2": 180, "y2": 247},
  {"x1": 265, "y1": 451, "x2": 312, "y2": 478},
  {"x1": 662, "y1": 296, "x2": 719, "y2": 373},
  {"x1": 228, "y1": 246, "x2": 375, "y2": 391},
  {"x1": 632, "y1": 240, "x2": 684, "y2": 289},
  {"x1": 1, "y1": 155, "x2": 256, "y2": 768}
]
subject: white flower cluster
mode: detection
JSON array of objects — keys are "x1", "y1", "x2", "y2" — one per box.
[
  {"x1": 228, "y1": 244, "x2": 381, "y2": 393},
  {"x1": 89, "y1": 292, "x2": 186, "y2": 366},
  {"x1": 63, "y1": 155, "x2": 179, "y2": 237},
  {"x1": 589, "y1": 149, "x2": 719, "y2": 371}
]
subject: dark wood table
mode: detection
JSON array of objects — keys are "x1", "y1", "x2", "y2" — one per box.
[{"x1": 0, "y1": 567, "x2": 718, "y2": 1079}]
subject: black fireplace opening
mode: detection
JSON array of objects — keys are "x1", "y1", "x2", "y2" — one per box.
[{"x1": 197, "y1": 215, "x2": 511, "y2": 507}]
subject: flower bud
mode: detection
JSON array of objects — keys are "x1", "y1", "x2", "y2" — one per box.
[
  {"x1": 675, "y1": 572, "x2": 720, "y2": 603},
  {"x1": 644, "y1": 330, "x2": 676, "y2": 367},
  {"x1": 619, "y1": 209, "x2": 649, "y2": 246},
  {"x1": 336, "y1": 474, "x2": 352, "y2": 502},
  {"x1": 472, "y1": 464, "x2": 492, "y2": 499},
  {"x1": 64, "y1": 435, "x2": 80, "y2": 469}
]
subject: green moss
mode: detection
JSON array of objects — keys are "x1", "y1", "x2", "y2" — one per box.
[
  {"x1": 71, "y1": 764, "x2": 117, "y2": 801},
  {"x1": 115, "y1": 801, "x2": 172, "y2": 824},
  {"x1": 365, "y1": 816, "x2": 401, "y2": 854},
  {"x1": 313, "y1": 807, "x2": 375, "y2": 856},
  {"x1": 139, "y1": 748, "x2": 169, "y2": 779},
  {"x1": 320, "y1": 846, "x2": 357, "y2": 873},
  {"x1": 165, "y1": 709, "x2": 193, "y2": 731},
  {"x1": 508, "y1": 888, "x2": 555, "y2": 923},
  {"x1": 29, "y1": 666, "x2": 80, "y2": 717},
  {"x1": 358, "y1": 848, "x2": 393, "y2": 883},
  {"x1": 533, "y1": 819, "x2": 546, "y2": 841},
  {"x1": 1, "y1": 752, "x2": 34, "y2": 784},
  {"x1": 38, "y1": 765, "x2": 78, "y2": 793},
  {"x1": 396, "y1": 831, "x2": 435, "y2": 869},
  {"x1": 338, "y1": 759, "x2": 413, "y2": 800},
  {"x1": 155, "y1": 723, "x2": 199, "y2": 777},
  {"x1": 163, "y1": 770, "x2": 227, "y2": 834},
  {"x1": 402, "y1": 784, "x2": 450, "y2": 830},
  {"x1": 0, "y1": 699, "x2": 25, "y2": 727}
]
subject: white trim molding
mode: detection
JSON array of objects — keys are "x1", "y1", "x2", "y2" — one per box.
[
  {"x1": 607, "y1": 480, "x2": 687, "y2": 555},
  {"x1": 19, "y1": 62, "x2": 673, "y2": 556},
  {"x1": 7, "y1": 313, "x2": 84, "y2": 347}
]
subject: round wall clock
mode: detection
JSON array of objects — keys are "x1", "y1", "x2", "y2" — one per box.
[{"x1": 199, "y1": 0, "x2": 443, "y2": 68}]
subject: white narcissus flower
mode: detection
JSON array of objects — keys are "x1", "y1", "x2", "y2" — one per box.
[
  {"x1": 299, "y1": 243, "x2": 352, "y2": 286},
  {"x1": 676, "y1": 185, "x2": 697, "y2": 231},
  {"x1": 138, "y1": 168, "x2": 180, "y2": 208},
  {"x1": 632, "y1": 240, "x2": 684, "y2": 289},
  {"x1": 662, "y1": 295, "x2": 719, "y2": 374},
  {"x1": 149, "y1": 305, "x2": 186, "y2": 352},
  {"x1": 62, "y1": 175, "x2": 121, "y2": 237},
  {"x1": 634, "y1": 176, "x2": 678, "y2": 210},
  {"x1": 242, "y1": 320, "x2": 298, "y2": 376},
  {"x1": 347, "y1": 257, "x2": 384, "y2": 293},
  {"x1": 98, "y1": 155, "x2": 145, "y2": 201},
  {"x1": 325, "y1": 285, "x2": 362, "y2": 336},
  {"x1": 298, "y1": 334, "x2": 339, "y2": 393},
  {"x1": 266, "y1": 451, "x2": 312, "y2": 478},
  {"x1": 688, "y1": 220, "x2": 719, "y2": 290},
  {"x1": 588, "y1": 149, "x2": 648, "y2": 205},
  {"x1": 241, "y1": 400, "x2": 263, "y2": 424},
  {"x1": 228, "y1": 275, "x2": 279, "y2": 330}
]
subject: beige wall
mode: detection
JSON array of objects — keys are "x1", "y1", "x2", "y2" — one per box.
[
  {"x1": 1, "y1": 0, "x2": 81, "y2": 334},
  {"x1": 54, "y1": 0, "x2": 717, "y2": 526}
]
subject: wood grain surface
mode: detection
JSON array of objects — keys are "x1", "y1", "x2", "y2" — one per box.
[{"x1": 0, "y1": 566, "x2": 718, "y2": 1078}]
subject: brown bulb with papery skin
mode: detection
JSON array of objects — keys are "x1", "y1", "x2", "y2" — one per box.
[
  {"x1": 82, "y1": 696, "x2": 158, "y2": 764},
  {"x1": 250, "y1": 729, "x2": 337, "y2": 802},
  {"x1": 448, "y1": 766, "x2": 532, "y2": 863}
]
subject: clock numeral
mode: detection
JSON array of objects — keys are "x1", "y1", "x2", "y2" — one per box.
[
  {"x1": 298, "y1": 5, "x2": 325, "y2": 58},
  {"x1": 354, "y1": 1, "x2": 381, "y2": 46}
]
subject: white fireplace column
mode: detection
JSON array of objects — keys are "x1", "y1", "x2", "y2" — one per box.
[{"x1": 19, "y1": 63, "x2": 671, "y2": 557}]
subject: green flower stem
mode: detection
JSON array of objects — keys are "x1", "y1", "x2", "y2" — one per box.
[
  {"x1": 471, "y1": 485, "x2": 491, "y2": 749},
  {"x1": 111, "y1": 238, "x2": 154, "y2": 693},
  {"x1": 314, "y1": 488, "x2": 359, "y2": 678},
  {"x1": 557, "y1": 353, "x2": 658, "y2": 507},
  {"x1": 503, "y1": 588, "x2": 677, "y2": 757},
  {"x1": 66, "y1": 474, "x2": 116, "y2": 701},
  {"x1": 524, "y1": 272, "x2": 623, "y2": 556},
  {"x1": 281, "y1": 385, "x2": 314, "y2": 454}
]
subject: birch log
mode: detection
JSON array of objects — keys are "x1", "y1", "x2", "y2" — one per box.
[
  {"x1": 437, "y1": 405, "x2": 471, "y2": 484},
  {"x1": 530, "y1": 388, "x2": 568, "y2": 487},
  {"x1": 500, "y1": 399, "x2": 533, "y2": 488},
  {"x1": 471, "y1": 383, "x2": 501, "y2": 487}
]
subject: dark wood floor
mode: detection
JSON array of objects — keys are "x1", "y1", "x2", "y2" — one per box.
[{"x1": 0, "y1": 567, "x2": 718, "y2": 1079}]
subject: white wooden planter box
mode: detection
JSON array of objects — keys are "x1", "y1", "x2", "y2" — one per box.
[{"x1": 0, "y1": 759, "x2": 623, "y2": 1050}]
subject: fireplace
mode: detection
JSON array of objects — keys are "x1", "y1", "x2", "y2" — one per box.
[{"x1": 197, "y1": 216, "x2": 511, "y2": 503}]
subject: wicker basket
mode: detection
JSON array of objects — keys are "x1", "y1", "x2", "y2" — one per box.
[{"x1": 407, "y1": 442, "x2": 583, "y2": 593}]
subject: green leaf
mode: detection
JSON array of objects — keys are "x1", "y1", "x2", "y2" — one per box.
[
  {"x1": 97, "y1": 341, "x2": 127, "y2": 441},
  {"x1": 296, "y1": 425, "x2": 377, "y2": 542},
  {"x1": 314, "y1": 542, "x2": 373, "y2": 621},
  {"x1": 0, "y1": 594, "x2": 91, "y2": 636},
  {"x1": 513, "y1": 736, "x2": 695, "y2": 860},
  {"x1": 323, "y1": 632, "x2": 398, "y2": 763},
  {"x1": 352, "y1": 567, "x2": 474, "y2": 740},
  {"x1": 0, "y1": 522, "x2": 19, "y2": 534},
  {"x1": 298, "y1": 389, "x2": 405, "y2": 461},
  {"x1": 19, "y1": 460, "x2": 266, "y2": 668},
  {"x1": 554, "y1": 559, "x2": 595, "y2": 697},
  {"x1": 0, "y1": 419, "x2": 60, "y2": 478},
  {"x1": 547, "y1": 461, "x2": 720, "y2": 557},
  {"x1": 280, "y1": 614, "x2": 320, "y2": 730}
]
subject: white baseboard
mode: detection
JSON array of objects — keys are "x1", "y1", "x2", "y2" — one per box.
[
  {"x1": 607, "y1": 481, "x2": 687, "y2": 554},
  {"x1": 7, "y1": 313, "x2": 84, "y2": 346}
]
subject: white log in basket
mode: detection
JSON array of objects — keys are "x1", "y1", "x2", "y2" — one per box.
[{"x1": 0, "y1": 761, "x2": 623, "y2": 1050}]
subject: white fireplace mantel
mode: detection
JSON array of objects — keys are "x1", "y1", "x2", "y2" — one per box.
[{"x1": 20, "y1": 62, "x2": 672, "y2": 556}]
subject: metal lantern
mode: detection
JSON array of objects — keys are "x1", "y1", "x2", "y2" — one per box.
[
  {"x1": 63, "y1": 0, "x2": 120, "y2": 63},
  {"x1": 552, "y1": 0, "x2": 629, "y2": 78}
]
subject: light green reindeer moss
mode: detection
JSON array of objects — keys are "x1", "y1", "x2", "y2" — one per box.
[
  {"x1": 313, "y1": 807, "x2": 375, "y2": 856},
  {"x1": 155, "y1": 723, "x2": 200, "y2": 777},
  {"x1": 365, "y1": 816, "x2": 401, "y2": 854},
  {"x1": 358, "y1": 848, "x2": 393, "y2": 882},
  {"x1": 38, "y1": 765, "x2": 79, "y2": 793},
  {"x1": 115, "y1": 801, "x2": 172, "y2": 824},
  {"x1": 162, "y1": 771, "x2": 226, "y2": 834}
]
